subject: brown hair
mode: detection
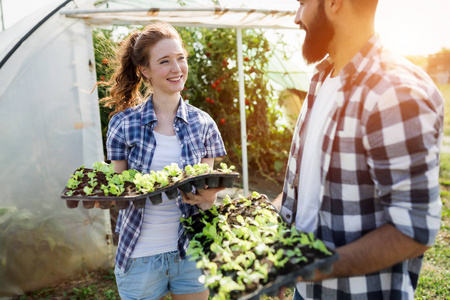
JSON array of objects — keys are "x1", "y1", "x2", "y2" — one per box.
[{"x1": 100, "y1": 22, "x2": 185, "y2": 118}]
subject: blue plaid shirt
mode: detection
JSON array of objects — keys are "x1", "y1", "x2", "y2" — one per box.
[{"x1": 107, "y1": 97, "x2": 226, "y2": 272}]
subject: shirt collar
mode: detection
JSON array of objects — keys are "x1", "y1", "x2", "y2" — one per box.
[
  {"x1": 141, "y1": 95, "x2": 189, "y2": 126},
  {"x1": 176, "y1": 97, "x2": 189, "y2": 124},
  {"x1": 314, "y1": 34, "x2": 381, "y2": 82},
  {"x1": 340, "y1": 34, "x2": 381, "y2": 81}
]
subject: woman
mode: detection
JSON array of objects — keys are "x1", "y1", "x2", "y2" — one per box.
[{"x1": 102, "y1": 22, "x2": 227, "y2": 300}]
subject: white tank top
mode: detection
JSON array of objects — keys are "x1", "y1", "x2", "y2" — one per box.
[{"x1": 131, "y1": 131, "x2": 182, "y2": 258}]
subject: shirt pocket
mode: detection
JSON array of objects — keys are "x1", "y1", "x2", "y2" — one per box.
[
  {"x1": 185, "y1": 138, "x2": 206, "y2": 166},
  {"x1": 127, "y1": 147, "x2": 144, "y2": 172},
  {"x1": 334, "y1": 117, "x2": 363, "y2": 154}
]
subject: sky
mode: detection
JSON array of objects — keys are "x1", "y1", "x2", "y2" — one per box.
[{"x1": 1, "y1": 0, "x2": 450, "y2": 57}]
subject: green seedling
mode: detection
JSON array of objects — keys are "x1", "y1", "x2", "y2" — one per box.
[
  {"x1": 219, "y1": 162, "x2": 235, "y2": 174},
  {"x1": 93, "y1": 161, "x2": 115, "y2": 175},
  {"x1": 121, "y1": 169, "x2": 137, "y2": 182},
  {"x1": 108, "y1": 183, "x2": 124, "y2": 196},
  {"x1": 66, "y1": 177, "x2": 81, "y2": 189},
  {"x1": 83, "y1": 186, "x2": 94, "y2": 196},
  {"x1": 101, "y1": 184, "x2": 110, "y2": 196},
  {"x1": 164, "y1": 163, "x2": 183, "y2": 181},
  {"x1": 74, "y1": 169, "x2": 84, "y2": 179},
  {"x1": 133, "y1": 173, "x2": 155, "y2": 193},
  {"x1": 222, "y1": 195, "x2": 232, "y2": 205},
  {"x1": 155, "y1": 170, "x2": 169, "y2": 187}
]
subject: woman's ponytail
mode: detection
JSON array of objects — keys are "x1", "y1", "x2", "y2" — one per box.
[{"x1": 100, "y1": 31, "x2": 146, "y2": 118}]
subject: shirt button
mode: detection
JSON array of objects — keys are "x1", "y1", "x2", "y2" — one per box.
[
  {"x1": 182, "y1": 214, "x2": 186, "y2": 218},
  {"x1": 175, "y1": 128, "x2": 179, "y2": 131},
  {"x1": 286, "y1": 214, "x2": 291, "y2": 219}
]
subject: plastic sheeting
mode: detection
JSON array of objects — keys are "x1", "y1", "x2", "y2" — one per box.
[
  {"x1": 60, "y1": 6, "x2": 298, "y2": 29},
  {"x1": 267, "y1": 48, "x2": 312, "y2": 92},
  {"x1": 0, "y1": 0, "x2": 310, "y2": 296},
  {"x1": 0, "y1": 1, "x2": 114, "y2": 297}
]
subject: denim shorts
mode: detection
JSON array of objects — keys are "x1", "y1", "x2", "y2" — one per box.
[{"x1": 114, "y1": 251, "x2": 207, "y2": 300}]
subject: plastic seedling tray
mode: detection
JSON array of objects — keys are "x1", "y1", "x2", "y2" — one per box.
[
  {"x1": 206, "y1": 176, "x2": 220, "y2": 188},
  {"x1": 164, "y1": 187, "x2": 179, "y2": 200},
  {"x1": 239, "y1": 254, "x2": 339, "y2": 300},
  {"x1": 61, "y1": 186, "x2": 148, "y2": 209},
  {"x1": 177, "y1": 181, "x2": 193, "y2": 194},
  {"x1": 182, "y1": 194, "x2": 339, "y2": 300},
  {"x1": 61, "y1": 169, "x2": 239, "y2": 209},
  {"x1": 149, "y1": 193, "x2": 163, "y2": 205},
  {"x1": 192, "y1": 177, "x2": 206, "y2": 189},
  {"x1": 219, "y1": 174, "x2": 236, "y2": 187}
]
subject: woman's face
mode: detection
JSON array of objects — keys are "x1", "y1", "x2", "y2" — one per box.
[{"x1": 147, "y1": 38, "x2": 188, "y2": 97}]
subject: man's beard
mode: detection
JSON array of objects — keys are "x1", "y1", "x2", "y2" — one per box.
[{"x1": 302, "y1": 3, "x2": 335, "y2": 64}]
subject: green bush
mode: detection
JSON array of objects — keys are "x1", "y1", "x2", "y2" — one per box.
[{"x1": 439, "y1": 153, "x2": 450, "y2": 180}]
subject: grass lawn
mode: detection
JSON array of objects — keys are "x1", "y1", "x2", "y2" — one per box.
[
  {"x1": 16, "y1": 85, "x2": 450, "y2": 300},
  {"x1": 414, "y1": 84, "x2": 450, "y2": 299}
]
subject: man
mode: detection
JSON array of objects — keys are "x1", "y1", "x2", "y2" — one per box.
[{"x1": 272, "y1": 0, "x2": 444, "y2": 299}]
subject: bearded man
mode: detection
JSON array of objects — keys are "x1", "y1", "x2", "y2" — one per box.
[{"x1": 272, "y1": 0, "x2": 444, "y2": 299}]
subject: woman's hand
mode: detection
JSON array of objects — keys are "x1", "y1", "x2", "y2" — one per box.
[
  {"x1": 180, "y1": 186, "x2": 225, "y2": 210},
  {"x1": 180, "y1": 157, "x2": 224, "y2": 210}
]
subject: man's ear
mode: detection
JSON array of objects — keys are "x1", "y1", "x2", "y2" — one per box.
[
  {"x1": 326, "y1": 0, "x2": 342, "y2": 14},
  {"x1": 139, "y1": 65, "x2": 150, "y2": 79}
]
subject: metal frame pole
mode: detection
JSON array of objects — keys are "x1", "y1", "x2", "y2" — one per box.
[
  {"x1": 0, "y1": 0, "x2": 5, "y2": 31},
  {"x1": 236, "y1": 28, "x2": 249, "y2": 196}
]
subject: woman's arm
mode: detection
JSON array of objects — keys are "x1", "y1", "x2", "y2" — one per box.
[
  {"x1": 180, "y1": 157, "x2": 225, "y2": 210},
  {"x1": 201, "y1": 157, "x2": 214, "y2": 168},
  {"x1": 111, "y1": 160, "x2": 128, "y2": 173}
]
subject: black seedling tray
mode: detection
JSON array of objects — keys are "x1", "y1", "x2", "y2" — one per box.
[
  {"x1": 239, "y1": 253, "x2": 339, "y2": 300},
  {"x1": 176, "y1": 173, "x2": 239, "y2": 193},
  {"x1": 61, "y1": 187, "x2": 148, "y2": 209},
  {"x1": 61, "y1": 172, "x2": 239, "y2": 209},
  {"x1": 183, "y1": 194, "x2": 339, "y2": 300}
]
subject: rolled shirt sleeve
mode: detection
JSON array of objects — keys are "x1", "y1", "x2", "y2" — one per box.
[
  {"x1": 106, "y1": 113, "x2": 127, "y2": 161},
  {"x1": 204, "y1": 117, "x2": 227, "y2": 158},
  {"x1": 364, "y1": 83, "x2": 443, "y2": 246}
]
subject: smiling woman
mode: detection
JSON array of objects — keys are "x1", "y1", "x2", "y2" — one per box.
[{"x1": 98, "y1": 21, "x2": 227, "y2": 300}]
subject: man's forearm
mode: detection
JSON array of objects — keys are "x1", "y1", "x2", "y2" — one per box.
[{"x1": 330, "y1": 223, "x2": 430, "y2": 278}]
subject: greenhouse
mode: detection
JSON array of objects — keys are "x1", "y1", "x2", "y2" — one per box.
[{"x1": 0, "y1": 0, "x2": 311, "y2": 297}]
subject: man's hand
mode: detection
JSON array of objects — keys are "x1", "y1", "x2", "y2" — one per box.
[
  {"x1": 297, "y1": 268, "x2": 333, "y2": 282},
  {"x1": 271, "y1": 192, "x2": 283, "y2": 211},
  {"x1": 276, "y1": 269, "x2": 332, "y2": 299},
  {"x1": 180, "y1": 186, "x2": 225, "y2": 210},
  {"x1": 277, "y1": 286, "x2": 287, "y2": 299}
]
